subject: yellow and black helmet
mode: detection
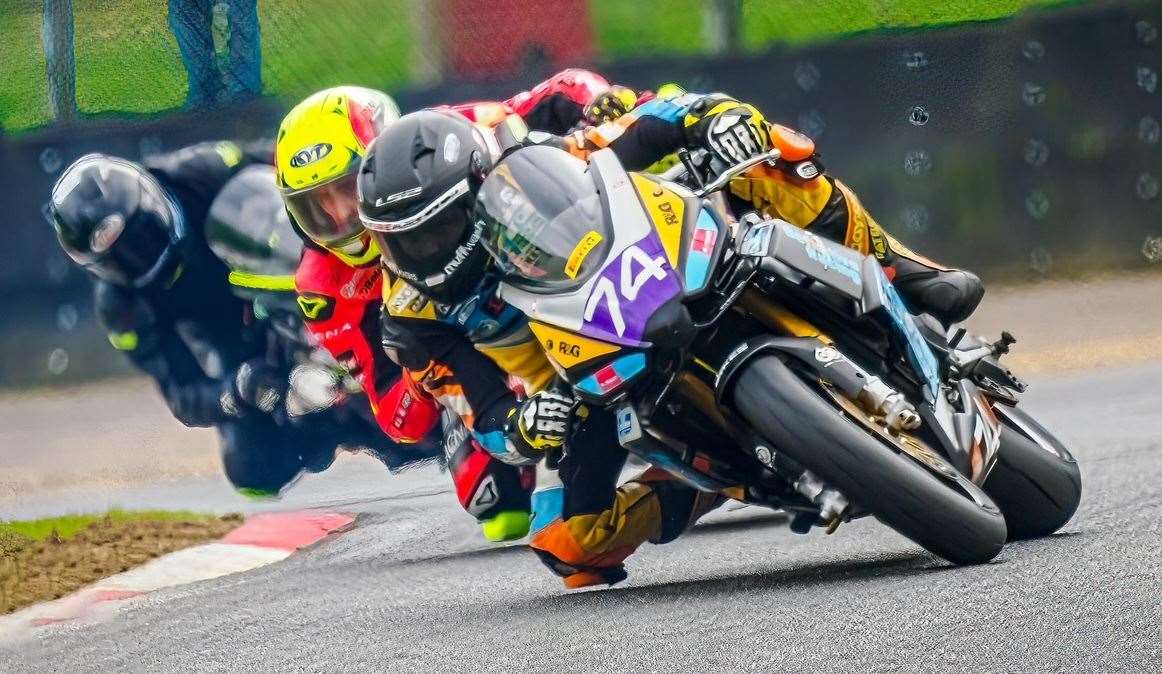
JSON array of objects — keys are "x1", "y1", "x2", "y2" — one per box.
[{"x1": 276, "y1": 86, "x2": 400, "y2": 266}]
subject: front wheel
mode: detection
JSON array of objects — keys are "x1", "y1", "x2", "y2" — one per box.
[
  {"x1": 733, "y1": 355, "x2": 1007, "y2": 565},
  {"x1": 984, "y1": 406, "x2": 1082, "y2": 540}
]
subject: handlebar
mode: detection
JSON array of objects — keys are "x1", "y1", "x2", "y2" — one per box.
[{"x1": 693, "y1": 148, "x2": 782, "y2": 198}]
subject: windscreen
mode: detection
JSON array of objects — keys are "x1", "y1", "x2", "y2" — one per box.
[{"x1": 476, "y1": 146, "x2": 610, "y2": 290}]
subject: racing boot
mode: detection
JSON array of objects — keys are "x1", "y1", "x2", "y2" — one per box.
[{"x1": 887, "y1": 256, "x2": 985, "y2": 327}]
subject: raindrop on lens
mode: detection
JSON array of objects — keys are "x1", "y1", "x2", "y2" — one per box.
[
  {"x1": 1142, "y1": 236, "x2": 1162, "y2": 263},
  {"x1": 56, "y1": 304, "x2": 79, "y2": 332},
  {"x1": 901, "y1": 204, "x2": 931, "y2": 233},
  {"x1": 797, "y1": 110, "x2": 825, "y2": 139},
  {"x1": 1137, "y1": 173, "x2": 1159, "y2": 201},
  {"x1": 1137, "y1": 66, "x2": 1158, "y2": 94},
  {"x1": 1137, "y1": 20, "x2": 1158, "y2": 45},
  {"x1": 1025, "y1": 190, "x2": 1050, "y2": 219},
  {"x1": 47, "y1": 348, "x2": 70, "y2": 375},
  {"x1": 39, "y1": 147, "x2": 62, "y2": 174},
  {"x1": 139, "y1": 136, "x2": 163, "y2": 160},
  {"x1": 1023, "y1": 139, "x2": 1049, "y2": 168},
  {"x1": 903, "y1": 149, "x2": 932, "y2": 177},
  {"x1": 46, "y1": 254, "x2": 70, "y2": 284},
  {"x1": 1029, "y1": 247, "x2": 1053, "y2": 275},
  {"x1": 904, "y1": 51, "x2": 929, "y2": 71},
  {"x1": 1140, "y1": 117, "x2": 1160, "y2": 145},
  {"x1": 908, "y1": 105, "x2": 930, "y2": 126},
  {"x1": 793, "y1": 62, "x2": 821, "y2": 92},
  {"x1": 1022, "y1": 40, "x2": 1045, "y2": 62},
  {"x1": 1022, "y1": 83, "x2": 1046, "y2": 106}
]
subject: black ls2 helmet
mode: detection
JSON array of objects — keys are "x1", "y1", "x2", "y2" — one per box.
[
  {"x1": 357, "y1": 110, "x2": 495, "y2": 304},
  {"x1": 50, "y1": 154, "x2": 186, "y2": 288}
]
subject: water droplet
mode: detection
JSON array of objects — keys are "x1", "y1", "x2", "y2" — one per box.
[
  {"x1": 1025, "y1": 190, "x2": 1050, "y2": 219},
  {"x1": 1022, "y1": 40, "x2": 1045, "y2": 62},
  {"x1": 1137, "y1": 66, "x2": 1158, "y2": 94},
  {"x1": 1142, "y1": 235, "x2": 1162, "y2": 263},
  {"x1": 1023, "y1": 139, "x2": 1049, "y2": 168},
  {"x1": 39, "y1": 147, "x2": 63, "y2": 174},
  {"x1": 1137, "y1": 173, "x2": 1159, "y2": 201},
  {"x1": 56, "y1": 304, "x2": 79, "y2": 332},
  {"x1": 903, "y1": 149, "x2": 932, "y2": 177},
  {"x1": 901, "y1": 204, "x2": 931, "y2": 233},
  {"x1": 1140, "y1": 116, "x2": 1160, "y2": 145},
  {"x1": 47, "y1": 348, "x2": 70, "y2": 375},
  {"x1": 903, "y1": 51, "x2": 929, "y2": 71},
  {"x1": 46, "y1": 253, "x2": 70, "y2": 284},
  {"x1": 1022, "y1": 83, "x2": 1046, "y2": 106},
  {"x1": 1029, "y1": 247, "x2": 1053, "y2": 275},
  {"x1": 793, "y1": 62, "x2": 820, "y2": 92},
  {"x1": 139, "y1": 136, "x2": 163, "y2": 160},
  {"x1": 1136, "y1": 20, "x2": 1158, "y2": 45},
  {"x1": 908, "y1": 105, "x2": 930, "y2": 126},
  {"x1": 797, "y1": 110, "x2": 825, "y2": 139}
]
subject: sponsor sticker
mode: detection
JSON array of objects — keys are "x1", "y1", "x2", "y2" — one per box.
[{"x1": 564, "y1": 230, "x2": 604, "y2": 279}]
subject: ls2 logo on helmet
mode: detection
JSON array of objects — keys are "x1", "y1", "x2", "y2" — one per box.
[{"x1": 289, "y1": 143, "x2": 333, "y2": 168}]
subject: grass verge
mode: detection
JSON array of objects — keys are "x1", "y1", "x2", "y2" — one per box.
[{"x1": 0, "y1": 509, "x2": 242, "y2": 614}]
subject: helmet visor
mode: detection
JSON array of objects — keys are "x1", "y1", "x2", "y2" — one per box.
[
  {"x1": 372, "y1": 196, "x2": 476, "y2": 285},
  {"x1": 284, "y1": 171, "x2": 363, "y2": 248},
  {"x1": 54, "y1": 189, "x2": 176, "y2": 287}
]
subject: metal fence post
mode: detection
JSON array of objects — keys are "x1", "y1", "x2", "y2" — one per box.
[
  {"x1": 703, "y1": 0, "x2": 742, "y2": 55},
  {"x1": 43, "y1": 0, "x2": 77, "y2": 123}
]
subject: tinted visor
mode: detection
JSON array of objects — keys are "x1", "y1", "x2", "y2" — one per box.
[
  {"x1": 371, "y1": 195, "x2": 475, "y2": 285},
  {"x1": 56, "y1": 198, "x2": 175, "y2": 287},
  {"x1": 284, "y1": 171, "x2": 363, "y2": 247}
]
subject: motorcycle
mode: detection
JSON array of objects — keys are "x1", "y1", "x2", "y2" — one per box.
[{"x1": 478, "y1": 144, "x2": 1081, "y2": 564}]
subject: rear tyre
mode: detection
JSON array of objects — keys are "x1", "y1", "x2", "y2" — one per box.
[
  {"x1": 733, "y1": 355, "x2": 1007, "y2": 565},
  {"x1": 983, "y1": 415, "x2": 1081, "y2": 540}
]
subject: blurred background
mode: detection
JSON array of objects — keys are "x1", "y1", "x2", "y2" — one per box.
[{"x1": 0, "y1": 0, "x2": 1158, "y2": 389}]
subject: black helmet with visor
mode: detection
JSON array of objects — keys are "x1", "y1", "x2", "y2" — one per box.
[
  {"x1": 357, "y1": 110, "x2": 494, "y2": 305},
  {"x1": 49, "y1": 154, "x2": 186, "y2": 288}
]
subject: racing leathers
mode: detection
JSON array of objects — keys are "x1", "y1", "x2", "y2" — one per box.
[
  {"x1": 94, "y1": 141, "x2": 424, "y2": 496},
  {"x1": 295, "y1": 69, "x2": 621, "y2": 537}
]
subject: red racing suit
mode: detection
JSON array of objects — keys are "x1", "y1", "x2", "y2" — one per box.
[{"x1": 294, "y1": 69, "x2": 616, "y2": 524}]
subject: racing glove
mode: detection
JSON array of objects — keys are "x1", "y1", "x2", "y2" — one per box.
[
  {"x1": 505, "y1": 388, "x2": 575, "y2": 464},
  {"x1": 583, "y1": 85, "x2": 639, "y2": 126},
  {"x1": 685, "y1": 96, "x2": 771, "y2": 166},
  {"x1": 231, "y1": 358, "x2": 289, "y2": 418}
]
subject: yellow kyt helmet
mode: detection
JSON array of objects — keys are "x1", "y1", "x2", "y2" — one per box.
[{"x1": 276, "y1": 86, "x2": 400, "y2": 267}]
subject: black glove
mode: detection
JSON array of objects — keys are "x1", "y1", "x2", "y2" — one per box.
[
  {"x1": 583, "y1": 86, "x2": 638, "y2": 126},
  {"x1": 232, "y1": 359, "x2": 288, "y2": 416},
  {"x1": 507, "y1": 388, "x2": 575, "y2": 464},
  {"x1": 687, "y1": 98, "x2": 770, "y2": 166}
]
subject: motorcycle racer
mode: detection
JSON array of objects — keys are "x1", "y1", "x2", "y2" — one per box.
[
  {"x1": 357, "y1": 87, "x2": 990, "y2": 587},
  {"x1": 47, "y1": 143, "x2": 428, "y2": 497},
  {"x1": 278, "y1": 72, "x2": 631, "y2": 540}
]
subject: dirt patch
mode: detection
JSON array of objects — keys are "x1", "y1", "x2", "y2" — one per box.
[{"x1": 0, "y1": 514, "x2": 242, "y2": 614}]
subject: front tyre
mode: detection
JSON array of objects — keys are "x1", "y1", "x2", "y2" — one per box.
[
  {"x1": 984, "y1": 406, "x2": 1082, "y2": 540},
  {"x1": 733, "y1": 355, "x2": 1007, "y2": 565}
]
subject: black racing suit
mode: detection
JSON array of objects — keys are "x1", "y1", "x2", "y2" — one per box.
[{"x1": 95, "y1": 141, "x2": 426, "y2": 495}]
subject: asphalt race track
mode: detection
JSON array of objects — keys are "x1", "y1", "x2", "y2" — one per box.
[{"x1": 3, "y1": 360, "x2": 1159, "y2": 673}]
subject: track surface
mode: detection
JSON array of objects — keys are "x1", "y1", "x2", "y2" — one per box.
[{"x1": 3, "y1": 362, "x2": 1160, "y2": 672}]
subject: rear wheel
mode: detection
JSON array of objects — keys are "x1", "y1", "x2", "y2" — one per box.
[
  {"x1": 984, "y1": 407, "x2": 1082, "y2": 540},
  {"x1": 733, "y1": 355, "x2": 1007, "y2": 565}
]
